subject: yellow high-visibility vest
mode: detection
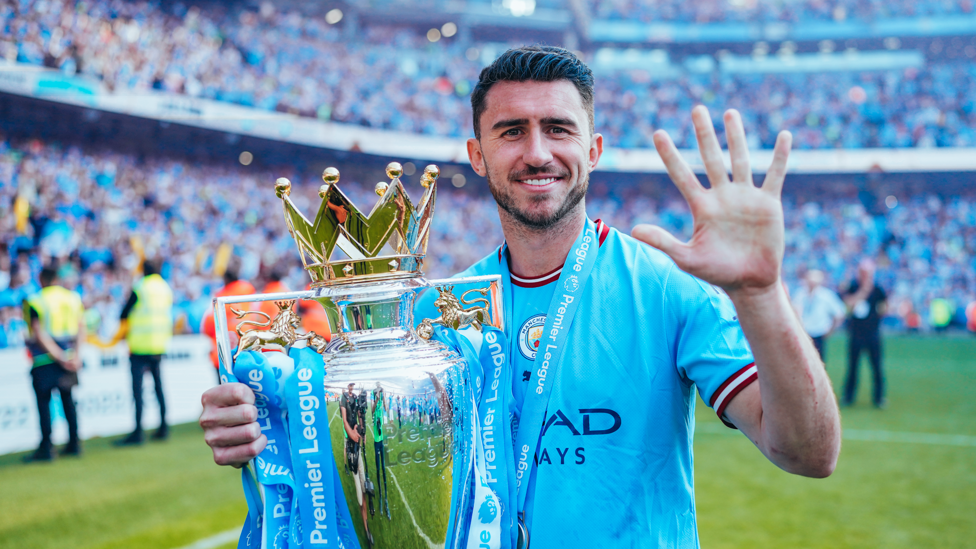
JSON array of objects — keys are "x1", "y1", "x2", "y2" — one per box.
[
  {"x1": 127, "y1": 274, "x2": 173, "y2": 355},
  {"x1": 24, "y1": 285, "x2": 84, "y2": 367}
]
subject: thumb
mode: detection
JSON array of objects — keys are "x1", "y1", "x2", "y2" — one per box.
[{"x1": 631, "y1": 224, "x2": 690, "y2": 265}]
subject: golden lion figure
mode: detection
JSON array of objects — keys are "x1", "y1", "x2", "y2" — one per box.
[
  {"x1": 231, "y1": 300, "x2": 313, "y2": 360},
  {"x1": 418, "y1": 286, "x2": 491, "y2": 340}
]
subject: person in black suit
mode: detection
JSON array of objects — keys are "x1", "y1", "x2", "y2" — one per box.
[{"x1": 841, "y1": 259, "x2": 888, "y2": 408}]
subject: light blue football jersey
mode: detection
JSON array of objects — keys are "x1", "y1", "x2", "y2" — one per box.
[{"x1": 417, "y1": 220, "x2": 757, "y2": 548}]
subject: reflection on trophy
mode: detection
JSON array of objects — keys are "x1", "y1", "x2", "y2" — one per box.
[{"x1": 212, "y1": 161, "x2": 504, "y2": 549}]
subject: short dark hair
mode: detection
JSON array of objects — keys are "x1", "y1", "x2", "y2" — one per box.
[
  {"x1": 471, "y1": 46, "x2": 595, "y2": 139},
  {"x1": 224, "y1": 255, "x2": 241, "y2": 284},
  {"x1": 143, "y1": 257, "x2": 161, "y2": 276},
  {"x1": 39, "y1": 264, "x2": 58, "y2": 286}
]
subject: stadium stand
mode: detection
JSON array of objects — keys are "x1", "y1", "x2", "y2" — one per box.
[
  {"x1": 585, "y1": 0, "x2": 975, "y2": 23},
  {"x1": 0, "y1": 0, "x2": 974, "y2": 345},
  {"x1": 4, "y1": 0, "x2": 976, "y2": 149},
  {"x1": 1, "y1": 135, "x2": 973, "y2": 347}
]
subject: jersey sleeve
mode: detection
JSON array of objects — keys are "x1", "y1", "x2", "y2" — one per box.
[{"x1": 665, "y1": 265, "x2": 756, "y2": 428}]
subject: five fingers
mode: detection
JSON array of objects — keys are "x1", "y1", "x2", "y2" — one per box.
[{"x1": 658, "y1": 106, "x2": 791, "y2": 195}]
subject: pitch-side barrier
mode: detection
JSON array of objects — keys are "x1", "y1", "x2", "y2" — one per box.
[{"x1": 0, "y1": 335, "x2": 216, "y2": 455}]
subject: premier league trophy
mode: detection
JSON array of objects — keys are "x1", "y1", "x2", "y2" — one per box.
[{"x1": 212, "y1": 162, "x2": 512, "y2": 549}]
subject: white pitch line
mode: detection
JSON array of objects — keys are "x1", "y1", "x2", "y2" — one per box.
[
  {"x1": 388, "y1": 468, "x2": 445, "y2": 549},
  {"x1": 695, "y1": 422, "x2": 976, "y2": 447},
  {"x1": 172, "y1": 528, "x2": 240, "y2": 549},
  {"x1": 330, "y1": 405, "x2": 339, "y2": 426}
]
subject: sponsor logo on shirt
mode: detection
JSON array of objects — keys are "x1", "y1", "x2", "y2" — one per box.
[
  {"x1": 534, "y1": 408, "x2": 622, "y2": 468},
  {"x1": 517, "y1": 313, "x2": 547, "y2": 359}
]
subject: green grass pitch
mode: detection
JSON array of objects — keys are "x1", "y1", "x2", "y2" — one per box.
[{"x1": 0, "y1": 335, "x2": 972, "y2": 549}]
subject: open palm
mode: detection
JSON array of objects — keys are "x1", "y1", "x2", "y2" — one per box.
[{"x1": 632, "y1": 106, "x2": 792, "y2": 294}]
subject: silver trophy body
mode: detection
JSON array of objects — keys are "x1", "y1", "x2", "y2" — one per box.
[
  {"x1": 215, "y1": 272, "x2": 503, "y2": 549},
  {"x1": 213, "y1": 162, "x2": 505, "y2": 548}
]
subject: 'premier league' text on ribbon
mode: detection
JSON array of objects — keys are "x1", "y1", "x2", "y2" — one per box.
[{"x1": 482, "y1": 330, "x2": 506, "y2": 484}]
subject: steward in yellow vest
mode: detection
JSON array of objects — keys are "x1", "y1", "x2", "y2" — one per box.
[
  {"x1": 115, "y1": 259, "x2": 173, "y2": 445},
  {"x1": 22, "y1": 265, "x2": 85, "y2": 462}
]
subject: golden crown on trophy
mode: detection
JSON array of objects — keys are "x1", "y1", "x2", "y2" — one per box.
[{"x1": 274, "y1": 162, "x2": 439, "y2": 285}]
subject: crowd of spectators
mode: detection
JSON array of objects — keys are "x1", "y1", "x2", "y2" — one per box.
[
  {"x1": 4, "y1": 0, "x2": 976, "y2": 150},
  {"x1": 586, "y1": 0, "x2": 975, "y2": 23},
  {"x1": 596, "y1": 65, "x2": 976, "y2": 149},
  {"x1": 1, "y1": 137, "x2": 974, "y2": 349},
  {"x1": 0, "y1": 136, "x2": 506, "y2": 347}
]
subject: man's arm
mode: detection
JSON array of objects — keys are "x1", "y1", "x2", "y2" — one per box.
[
  {"x1": 32, "y1": 317, "x2": 69, "y2": 365},
  {"x1": 842, "y1": 279, "x2": 871, "y2": 310},
  {"x1": 65, "y1": 315, "x2": 86, "y2": 372},
  {"x1": 632, "y1": 106, "x2": 840, "y2": 478},
  {"x1": 829, "y1": 291, "x2": 847, "y2": 334},
  {"x1": 721, "y1": 285, "x2": 840, "y2": 477},
  {"x1": 876, "y1": 288, "x2": 888, "y2": 317}
]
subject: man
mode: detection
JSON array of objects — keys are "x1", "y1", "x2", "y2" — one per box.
[
  {"x1": 23, "y1": 265, "x2": 85, "y2": 462},
  {"x1": 340, "y1": 383, "x2": 373, "y2": 544},
  {"x1": 198, "y1": 47, "x2": 840, "y2": 546},
  {"x1": 841, "y1": 258, "x2": 888, "y2": 408},
  {"x1": 114, "y1": 258, "x2": 173, "y2": 445},
  {"x1": 371, "y1": 383, "x2": 390, "y2": 518},
  {"x1": 200, "y1": 256, "x2": 255, "y2": 380},
  {"x1": 791, "y1": 269, "x2": 847, "y2": 360}
]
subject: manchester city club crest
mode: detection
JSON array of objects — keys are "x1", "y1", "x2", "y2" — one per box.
[
  {"x1": 564, "y1": 274, "x2": 580, "y2": 293},
  {"x1": 518, "y1": 314, "x2": 547, "y2": 359}
]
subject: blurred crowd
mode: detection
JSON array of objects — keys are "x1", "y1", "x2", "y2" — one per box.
[
  {"x1": 586, "y1": 0, "x2": 974, "y2": 23},
  {"x1": 596, "y1": 66, "x2": 976, "y2": 150},
  {"x1": 4, "y1": 0, "x2": 976, "y2": 150},
  {"x1": 1, "y1": 137, "x2": 974, "y2": 350},
  {"x1": 0, "y1": 137, "x2": 505, "y2": 348}
]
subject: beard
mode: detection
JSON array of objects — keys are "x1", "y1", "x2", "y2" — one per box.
[{"x1": 485, "y1": 162, "x2": 588, "y2": 230}]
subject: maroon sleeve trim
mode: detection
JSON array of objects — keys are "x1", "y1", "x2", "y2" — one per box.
[{"x1": 709, "y1": 362, "x2": 758, "y2": 429}]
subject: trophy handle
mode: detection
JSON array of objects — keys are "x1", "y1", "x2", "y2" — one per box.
[{"x1": 419, "y1": 275, "x2": 505, "y2": 339}]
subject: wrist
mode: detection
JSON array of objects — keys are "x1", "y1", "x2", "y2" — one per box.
[{"x1": 726, "y1": 280, "x2": 783, "y2": 305}]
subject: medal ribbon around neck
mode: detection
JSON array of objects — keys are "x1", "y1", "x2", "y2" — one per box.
[{"x1": 499, "y1": 218, "x2": 600, "y2": 526}]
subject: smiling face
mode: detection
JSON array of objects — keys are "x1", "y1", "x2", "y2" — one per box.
[{"x1": 467, "y1": 80, "x2": 603, "y2": 231}]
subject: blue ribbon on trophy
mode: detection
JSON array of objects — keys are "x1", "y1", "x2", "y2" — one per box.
[
  {"x1": 433, "y1": 324, "x2": 517, "y2": 549},
  {"x1": 229, "y1": 348, "x2": 359, "y2": 549},
  {"x1": 213, "y1": 162, "x2": 520, "y2": 549},
  {"x1": 234, "y1": 352, "x2": 296, "y2": 549},
  {"x1": 284, "y1": 346, "x2": 335, "y2": 548}
]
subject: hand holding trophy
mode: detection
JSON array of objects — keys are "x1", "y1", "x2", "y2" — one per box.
[{"x1": 205, "y1": 162, "x2": 514, "y2": 549}]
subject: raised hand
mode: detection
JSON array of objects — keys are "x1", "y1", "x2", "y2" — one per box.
[{"x1": 632, "y1": 106, "x2": 792, "y2": 296}]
